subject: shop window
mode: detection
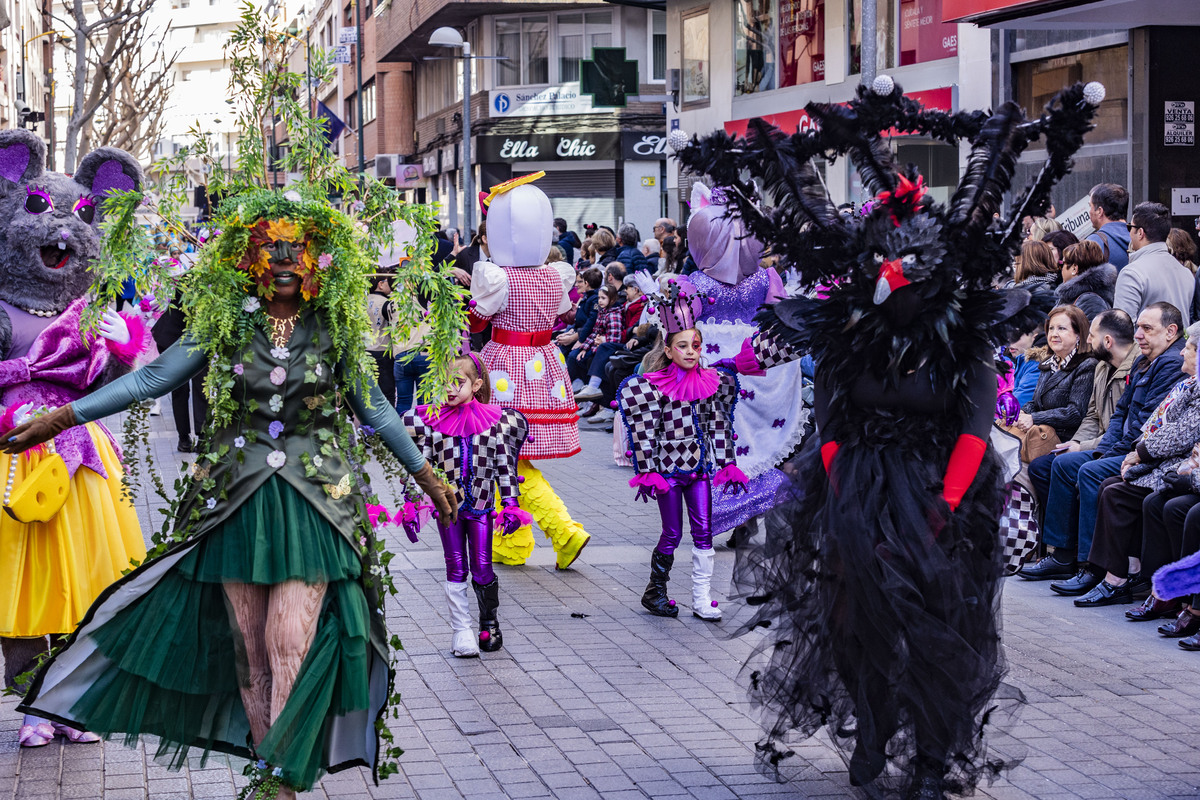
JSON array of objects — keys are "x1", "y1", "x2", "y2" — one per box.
[
  {"x1": 650, "y1": 10, "x2": 667, "y2": 81},
  {"x1": 849, "y1": 0, "x2": 896, "y2": 76},
  {"x1": 779, "y1": 0, "x2": 823, "y2": 87},
  {"x1": 1013, "y1": 45, "x2": 1128, "y2": 145},
  {"x1": 558, "y1": 11, "x2": 612, "y2": 83},
  {"x1": 898, "y1": 0, "x2": 957, "y2": 66},
  {"x1": 682, "y1": 8, "x2": 710, "y2": 107},
  {"x1": 736, "y1": 0, "x2": 777, "y2": 95},
  {"x1": 496, "y1": 16, "x2": 549, "y2": 87}
]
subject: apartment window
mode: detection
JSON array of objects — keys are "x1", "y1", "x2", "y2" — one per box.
[
  {"x1": 496, "y1": 16, "x2": 548, "y2": 86},
  {"x1": 736, "y1": 0, "x2": 777, "y2": 94},
  {"x1": 681, "y1": 8, "x2": 709, "y2": 106},
  {"x1": 362, "y1": 80, "x2": 376, "y2": 124},
  {"x1": 557, "y1": 11, "x2": 612, "y2": 83},
  {"x1": 650, "y1": 10, "x2": 666, "y2": 81},
  {"x1": 1013, "y1": 46, "x2": 1128, "y2": 144}
]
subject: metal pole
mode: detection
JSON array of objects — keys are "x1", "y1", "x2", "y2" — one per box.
[
  {"x1": 306, "y1": 27, "x2": 312, "y2": 113},
  {"x1": 353, "y1": 0, "x2": 364, "y2": 179},
  {"x1": 19, "y1": 26, "x2": 26, "y2": 104},
  {"x1": 461, "y1": 41, "x2": 473, "y2": 238},
  {"x1": 861, "y1": 0, "x2": 877, "y2": 85}
]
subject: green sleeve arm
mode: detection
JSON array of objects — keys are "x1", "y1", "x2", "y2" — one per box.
[{"x1": 72, "y1": 339, "x2": 208, "y2": 424}]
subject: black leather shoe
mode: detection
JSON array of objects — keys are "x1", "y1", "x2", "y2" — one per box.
[
  {"x1": 1126, "y1": 572, "x2": 1152, "y2": 598},
  {"x1": 1158, "y1": 609, "x2": 1200, "y2": 638},
  {"x1": 1074, "y1": 579, "x2": 1134, "y2": 607},
  {"x1": 176, "y1": 437, "x2": 195, "y2": 453},
  {"x1": 1127, "y1": 594, "x2": 1182, "y2": 621},
  {"x1": 1019, "y1": 555, "x2": 1076, "y2": 581},
  {"x1": 1050, "y1": 568, "x2": 1102, "y2": 596},
  {"x1": 1178, "y1": 633, "x2": 1200, "y2": 651}
]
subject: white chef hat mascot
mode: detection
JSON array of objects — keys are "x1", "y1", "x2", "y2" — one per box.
[{"x1": 465, "y1": 172, "x2": 591, "y2": 570}]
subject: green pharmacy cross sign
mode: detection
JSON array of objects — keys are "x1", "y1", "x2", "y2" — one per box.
[{"x1": 580, "y1": 47, "x2": 639, "y2": 108}]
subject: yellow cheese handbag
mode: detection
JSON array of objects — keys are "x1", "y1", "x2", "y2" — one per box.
[{"x1": 3, "y1": 438, "x2": 69, "y2": 523}]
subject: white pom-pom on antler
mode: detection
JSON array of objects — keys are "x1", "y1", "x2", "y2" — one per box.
[
  {"x1": 1083, "y1": 82, "x2": 1106, "y2": 106},
  {"x1": 871, "y1": 75, "x2": 895, "y2": 96},
  {"x1": 667, "y1": 129, "x2": 690, "y2": 151}
]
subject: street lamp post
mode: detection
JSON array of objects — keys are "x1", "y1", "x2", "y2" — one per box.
[{"x1": 429, "y1": 27, "x2": 472, "y2": 238}]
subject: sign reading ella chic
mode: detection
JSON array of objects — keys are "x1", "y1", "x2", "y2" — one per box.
[{"x1": 480, "y1": 132, "x2": 621, "y2": 162}]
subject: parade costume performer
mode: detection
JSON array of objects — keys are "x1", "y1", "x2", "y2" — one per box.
[
  {"x1": 677, "y1": 187, "x2": 808, "y2": 534},
  {"x1": 401, "y1": 352, "x2": 529, "y2": 658},
  {"x1": 4, "y1": 190, "x2": 459, "y2": 799},
  {"x1": 467, "y1": 173, "x2": 591, "y2": 569},
  {"x1": 0, "y1": 130, "x2": 150, "y2": 748},
  {"x1": 672, "y1": 76, "x2": 1106, "y2": 799},
  {"x1": 619, "y1": 277, "x2": 748, "y2": 620}
]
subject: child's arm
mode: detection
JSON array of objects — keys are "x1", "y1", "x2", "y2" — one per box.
[
  {"x1": 709, "y1": 370, "x2": 748, "y2": 493},
  {"x1": 618, "y1": 376, "x2": 670, "y2": 499}
]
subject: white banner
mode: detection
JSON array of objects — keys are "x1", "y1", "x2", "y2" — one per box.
[
  {"x1": 1057, "y1": 194, "x2": 1094, "y2": 240},
  {"x1": 1172, "y1": 188, "x2": 1200, "y2": 216},
  {"x1": 488, "y1": 84, "x2": 595, "y2": 117}
]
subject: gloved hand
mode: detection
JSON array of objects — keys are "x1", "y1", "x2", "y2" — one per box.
[
  {"x1": 710, "y1": 358, "x2": 737, "y2": 372},
  {"x1": 98, "y1": 309, "x2": 131, "y2": 345},
  {"x1": 410, "y1": 462, "x2": 458, "y2": 523},
  {"x1": 499, "y1": 501, "x2": 533, "y2": 535},
  {"x1": 713, "y1": 464, "x2": 749, "y2": 496},
  {"x1": 0, "y1": 404, "x2": 76, "y2": 454},
  {"x1": 629, "y1": 472, "x2": 670, "y2": 503},
  {"x1": 399, "y1": 501, "x2": 423, "y2": 542},
  {"x1": 1163, "y1": 470, "x2": 1194, "y2": 496}
]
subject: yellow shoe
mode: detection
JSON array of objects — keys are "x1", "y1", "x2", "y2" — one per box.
[
  {"x1": 554, "y1": 531, "x2": 590, "y2": 570},
  {"x1": 493, "y1": 523, "x2": 534, "y2": 566}
]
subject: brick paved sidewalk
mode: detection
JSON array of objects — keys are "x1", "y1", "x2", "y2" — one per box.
[{"x1": 2, "y1": 412, "x2": 1200, "y2": 799}]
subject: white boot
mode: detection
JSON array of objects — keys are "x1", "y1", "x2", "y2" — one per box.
[
  {"x1": 691, "y1": 548, "x2": 722, "y2": 620},
  {"x1": 444, "y1": 581, "x2": 479, "y2": 658}
]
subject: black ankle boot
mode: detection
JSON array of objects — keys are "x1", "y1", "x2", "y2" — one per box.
[
  {"x1": 906, "y1": 775, "x2": 945, "y2": 800},
  {"x1": 472, "y1": 579, "x2": 503, "y2": 652},
  {"x1": 641, "y1": 551, "x2": 678, "y2": 617}
]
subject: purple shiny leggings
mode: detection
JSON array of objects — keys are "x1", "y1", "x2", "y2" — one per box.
[
  {"x1": 439, "y1": 509, "x2": 496, "y2": 585},
  {"x1": 654, "y1": 474, "x2": 714, "y2": 556}
]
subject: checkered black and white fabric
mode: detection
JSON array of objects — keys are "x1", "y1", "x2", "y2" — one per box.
[
  {"x1": 402, "y1": 408, "x2": 529, "y2": 512},
  {"x1": 752, "y1": 330, "x2": 805, "y2": 370},
  {"x1": 480, "y1": 265, "x2": 580, "y2": 460},
  {"x1": 999, "y1": 482, "x2": 1040, "y2": 575},
  {"x1": 617, "y1": 368, "x2": 740, "y2": 476}
]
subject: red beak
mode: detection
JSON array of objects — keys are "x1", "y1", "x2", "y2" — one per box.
[{"x1": 873, "y1": 258, "x2": 910, "y2": 304}]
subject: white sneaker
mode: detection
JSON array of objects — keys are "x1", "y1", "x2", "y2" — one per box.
[
  {"x1": 574, "y1": 385, "x2": 602, "y2": 401},
  {"x1": 691, "y1": 548, "x2": 722, "y2": 620},
  {"x1": 587, "y1": 408, "x2": 615, "y2": 424},
  {"x1": 444, "y1": 581, "x2": 479, "y2": 657},
  {"x1": 148, "y1": 400, "x2": 162, "y2": 416}
]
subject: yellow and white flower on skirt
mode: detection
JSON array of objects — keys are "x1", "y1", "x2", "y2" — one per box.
[
  {"x1": 551, "y1": 380, "x2": 568, "y2": 403},
  {"x1": 555, "y1": 349, "x2": 566, "y2": 367},
  {"x1": 525, "y1": 354, "x2": 547, "y2": 382},
  {"x1": 491, "y1": 370, "x2": 515, "y2": 402}
]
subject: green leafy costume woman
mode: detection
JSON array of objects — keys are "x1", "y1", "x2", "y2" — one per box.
[{"x1": 0, "y1": 7, "x2": 466, "y2": 798}]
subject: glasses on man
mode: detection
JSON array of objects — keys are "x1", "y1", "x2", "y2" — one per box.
[{"x1": 1127, "y1": 223, "x2": 1141, "y2": 232}]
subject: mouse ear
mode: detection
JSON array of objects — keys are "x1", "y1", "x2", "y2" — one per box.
[
  {"x1": 0, "y1": 130, "x2": 45, "y2": 191},
  {"x1": 75, "y1": 147, "x2": 143, "y2": 202}
]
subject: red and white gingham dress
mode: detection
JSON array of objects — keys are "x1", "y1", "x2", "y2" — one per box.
[{"x1": 480, "y1": 265, "x2": 581, "y2": 460}]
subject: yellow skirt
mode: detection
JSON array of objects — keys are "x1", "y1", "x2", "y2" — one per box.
[{"x1": 0, "y1": 423, "x2": 146, "y2": 637}]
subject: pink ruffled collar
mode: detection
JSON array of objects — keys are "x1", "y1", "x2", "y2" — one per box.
[
  {"x1": 417, "y1": 399, "x2": 503, "y2": 437},
  {"x1": 644, "y1": 363, "x2": 720, "y2": 402}
]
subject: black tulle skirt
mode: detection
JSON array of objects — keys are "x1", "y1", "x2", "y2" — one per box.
[{"x1": 728, "y1": 426, "x2": 1024, "y2": 798}]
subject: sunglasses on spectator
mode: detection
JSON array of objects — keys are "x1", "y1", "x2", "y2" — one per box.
[{"x1": 1126, "y1": 223, "x2": 1142, "y2": 232}]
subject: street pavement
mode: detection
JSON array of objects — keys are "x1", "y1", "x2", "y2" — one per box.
[{"x1": 3, "y1": 408, "x2": 1200, "y2": 799}]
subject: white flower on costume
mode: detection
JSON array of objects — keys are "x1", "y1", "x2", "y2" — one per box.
[
  {"x1": 524, "y1": 354, "x2": 547, "y2": 382},
  {"x1": 313, "y1": 455, "x2": 324, "y2": 468},
  {"x1": 270, "y1": 366, "x2": 286, "y2": 385},
  {"x1": 490, "y1": 370, "x2": 515, "y2": 402},
  {"x1": 242, "y1": 297, "x2": 260, "y2": 313},
  {"x1": 271, "y1": 346, "x2": 290, "y2": 360},
  {"x1": 234, "y1": 436, "x2": 246, "y2": 448},
  {"x1": 267, "y1": 450, "x2": 287, "y2": 468},
  {"x1": 314, "y1": 364, "x2": 324, "y2": 377},
  {"x1": 269, "y1": 394, "x2": 283, "y2": 413},
  {"x1": 206, "y1": 498, "x2": 217, "y2": 510},
  {"x1": 555, "y1": 350, "x2": 566, "y2": 367},
  {"x1": 551, "y1": 380, "x2": 568, "y2": 402}
]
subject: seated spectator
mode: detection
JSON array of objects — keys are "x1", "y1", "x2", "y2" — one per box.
[
  {"x1": 1043, "y1": 229, "x2": 1079, "y2": 268},
  {"x1": 1136, "y1": 445, "x2": 1200, "y2": 642},
  {"x1": 1012, "y1": 305, "x2": 1098, "y2": 443},
  {"x1": 1020, "y1": 302, "x2": 1187, "y2": 595},
  {"x1": 1005, "y1": 240, "x2": 1059, "y2": 292},
  {"x1": 554, "y1": 217, "x2": 581, "y2": 265},
  {"x1": 1056, "y1": 240, "x2": 1117, "y2": 320},
  {"x1": 578, "y1": 323, "x2": 662, "y2": 427},
  {"x1": 610, "y1": 223, "x2": 653, "y2": 273},
  {"x1": 1086, "y1": 182, "x2": 1131, "y2": 270},
  {"x1": 1077, "y1": 323, "x2": 1200, "y2": 607},
  {"x1": 569, "y1": 286, "x2": 623, "y2": 394},
  {"x1": 1007, "y1": 325, "x2": 1043, "y2": 407},
  {"x1": 621, "y1": 274, "x2": 648, "y2": 335},
  {"x1": 557, "y1": 266, "x2": 602, "y2": 353},
  {"x1": 641, "y1": 238, "x2": 663, "y2": 273},
  {"x1": 594, "y1": 228, "x2": 618, "y2": 266},
  {"x1": 575, "y1": 275, "x2": 649, "y2": 404},
  {"x1": 1115, "y1": 202, "x2": 1195, "y2": 325},
  {"x1": 1168, "y1": 228, "x2": 1198, "y2": 275},
  {"x1": 605, "y1": 263, "x2": 626, "y2": 298},
  {"x1": 652, "y1": 218, "x2": 677, "y2": 244},
  {"x1": 1027, "y1": 216, "x2": 1062, "y2": 242}
]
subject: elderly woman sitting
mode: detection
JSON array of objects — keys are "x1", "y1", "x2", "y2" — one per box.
[
  {"x1": 1073, "y1": 322, "x2": 1200, "y2": 607},
  {"x1": 1014, "y1": 304, "x2": 1099, "y2": 443}
]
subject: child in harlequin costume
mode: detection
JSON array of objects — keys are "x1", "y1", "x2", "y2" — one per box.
[
  {"x1": 619, "y1": 277, "x2": 748, "y2": 620},
  {"x1": 467, "y1": 173, "x2": 591, "y2": 569},
  {"x1": 401, "y1": 352, "x2": 530, "y2": 657},
  {"x1": 0, "y1": 130, "x2": 150, "y2": 748}
]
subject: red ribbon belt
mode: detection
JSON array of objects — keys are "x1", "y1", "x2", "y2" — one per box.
[{"x1": 491, "y1": 328, "x2": 553, "y2": 347}]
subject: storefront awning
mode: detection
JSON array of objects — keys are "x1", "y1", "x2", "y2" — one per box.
[
  {"x1": 724, "y1": 87, "x2": 953, "y2": 137},
  {"x1": 601, "y1": 0, "x2": 666, "y2": 11},
  {"x1": 944, "y1": 0, "x2": 1200, "y2": 29}
]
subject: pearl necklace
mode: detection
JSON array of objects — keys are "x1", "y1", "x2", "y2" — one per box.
[{"x1": 25, "y1": 308, "x2": 58, "y2": 318}]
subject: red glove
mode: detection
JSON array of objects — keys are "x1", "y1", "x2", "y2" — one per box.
[
  {"x1": 820, "y1": 441, "x2": 840, "y2": 473},
  {"x1": 942, "y1": 434, "x2": 987, "y2": 512}
]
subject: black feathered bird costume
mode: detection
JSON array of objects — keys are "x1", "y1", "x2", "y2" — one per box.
[{"x1": 672, "y1": 77, "x2": 1104, "y2": 798}]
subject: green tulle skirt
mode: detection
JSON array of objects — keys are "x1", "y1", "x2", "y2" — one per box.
[{"x1": 67, "y1": 476, "x2": 373, "y2": 790}]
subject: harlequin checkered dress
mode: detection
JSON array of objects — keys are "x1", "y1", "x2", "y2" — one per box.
[{"x1": 480, "y1": 265, "x2": 580, "y2": 460}]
